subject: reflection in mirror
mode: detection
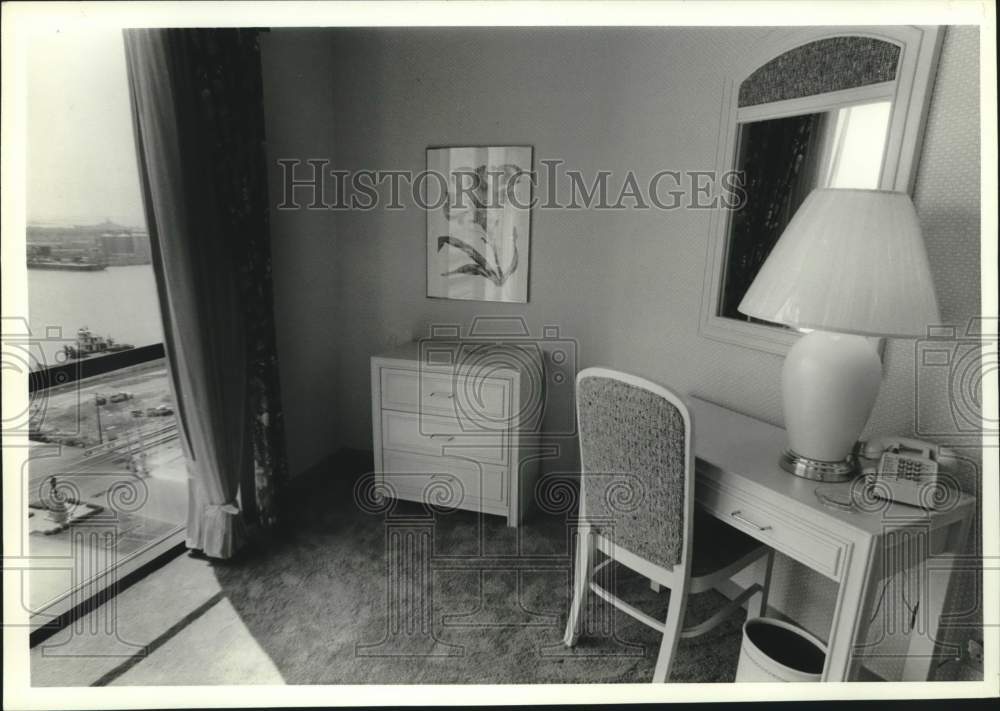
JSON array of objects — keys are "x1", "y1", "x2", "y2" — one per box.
[
  {"x1": 700, "y1": 28, "x2": 942, "y2": 354},
  {"x1": 720, "y1": 100, "x2": 892, "y2": 323}
]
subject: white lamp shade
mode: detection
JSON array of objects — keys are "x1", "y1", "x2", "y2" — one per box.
[{"x1": 738, "y1": 189, "x2": 940, "y2": 337}]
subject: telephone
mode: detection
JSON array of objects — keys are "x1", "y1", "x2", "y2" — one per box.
[{"x1": 860, "y1": 436, "x2": 956, "y2": 509}]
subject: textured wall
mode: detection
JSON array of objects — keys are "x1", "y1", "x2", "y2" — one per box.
[
  {"x1": 872, "y1": 26, "x2": 982, "y2": 481},
  {"x1": 873, "y1": 25, "x2": 983, "y2": 679},
  {"x1": 260, "y1": 26, "x2": 982, "y2": 678}
]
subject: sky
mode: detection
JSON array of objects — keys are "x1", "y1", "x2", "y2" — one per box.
[{"x1": 27, "y1": 29, "x2": 146, "y2": 228}]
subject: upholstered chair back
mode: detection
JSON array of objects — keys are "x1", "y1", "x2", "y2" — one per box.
[{"x1": 576, "y1": 372, "x2": 690, "y2": 569}]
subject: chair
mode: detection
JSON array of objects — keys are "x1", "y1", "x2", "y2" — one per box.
[{"x1": 563, "y1": 367, "x2": 773, "y2": 682}]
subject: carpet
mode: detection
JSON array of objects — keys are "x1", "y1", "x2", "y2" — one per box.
[
  {"x1": 33, "y1": 450, "x2": 748, "y2": 685},
  {"x1": 203, "y1": 451, "x2": 746, "y2": 684}
]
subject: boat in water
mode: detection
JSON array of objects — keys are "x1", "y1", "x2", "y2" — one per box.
[
  {"x1": 61, "y1": 327, "x2": 135, "y2": 360},
  {"x1": 27, "y1": 256, "x2": 107, "y2": 271}
]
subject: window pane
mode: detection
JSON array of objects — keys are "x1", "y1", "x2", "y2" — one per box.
[
  {"x1": 27, "y1": 29, "x2": 163, "y2": 369},
  {"x1": 25, "y1": 30, "x2": 185, "y2": 620}
]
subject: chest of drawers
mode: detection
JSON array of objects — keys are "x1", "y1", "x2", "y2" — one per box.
[{"x1": 371, "y1": 341, "x2": 543, "y2": 526}]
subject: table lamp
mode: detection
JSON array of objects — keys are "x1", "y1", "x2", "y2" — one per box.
[{"x1": 738, "y1": 188, "x2": 940, "y2": 481}]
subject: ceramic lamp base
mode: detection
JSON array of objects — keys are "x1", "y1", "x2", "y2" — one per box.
[{"x1": 781, "y1": 330, "x2": 882, "y2": 480}]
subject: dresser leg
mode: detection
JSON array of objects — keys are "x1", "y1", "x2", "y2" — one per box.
[{"x1": 507, "y1": 490, "x2": 523, "y2": 527}]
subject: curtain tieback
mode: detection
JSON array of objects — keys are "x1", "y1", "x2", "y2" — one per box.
[{"x1": 207, "y1": 501, "x2": 240, "y2": 515}]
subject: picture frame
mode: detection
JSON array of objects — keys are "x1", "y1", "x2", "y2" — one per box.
[{"x1": 426, "y1": 145, "x2": 533, "y2": 303}]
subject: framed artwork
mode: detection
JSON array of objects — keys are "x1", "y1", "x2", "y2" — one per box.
[{"x1": 426, "y1": 146, "x2": 532, "y2": 303}]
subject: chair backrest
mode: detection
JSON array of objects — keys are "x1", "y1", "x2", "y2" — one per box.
[{"x1": 575, "y1": 367, "x2": 694, "y2": 570}]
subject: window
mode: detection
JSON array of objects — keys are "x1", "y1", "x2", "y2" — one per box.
[{"x1": 25, "y1": 30, "x2": 185, "y2": 623}]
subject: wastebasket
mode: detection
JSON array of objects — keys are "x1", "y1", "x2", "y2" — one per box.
[{"x1": 736, "y1": 617, "x2": 827, "y2": 682}]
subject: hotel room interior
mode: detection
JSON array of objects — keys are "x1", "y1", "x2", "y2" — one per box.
[{"x1": 9, "y1": 14, "x2": 991, "y2": 691}]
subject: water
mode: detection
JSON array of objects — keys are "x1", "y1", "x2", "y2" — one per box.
[{"x1": 28, "y1": 264, "x2": 164, "y2": 369}]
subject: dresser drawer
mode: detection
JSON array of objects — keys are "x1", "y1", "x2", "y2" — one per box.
[
  {"x1": 381, "y1": 410, "x2": 508, "y2": 465},
  {"x1": 380, "y1": 449, "x2": 507, "y2": 505},
  {"x1": 696, "y1": 478, "x2": 843, "y2": 579},
  {"x1": 380, "y1": 367, "x2": 510, "y2": 428}
]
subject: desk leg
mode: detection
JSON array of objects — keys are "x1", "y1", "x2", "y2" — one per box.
[
  {"x1": 824, "y1": 537, "x2": 879, "y2": 681},
  {"x1": 901, "y1": 515, "x2": 973, "y2": 681}
]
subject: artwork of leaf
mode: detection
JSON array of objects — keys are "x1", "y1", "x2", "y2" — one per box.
[{"x1": 426, "y1": 147, "x2": 532, "y2": 303}]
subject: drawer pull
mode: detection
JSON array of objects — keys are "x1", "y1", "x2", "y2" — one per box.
[
  {"x1": 427, "y1": 391, "x2": 454, "y2": 399},
  {"x1": 428, "y1": 434, "x2": 455, "y2": 441},
  {"x1": 730, "y1": 510, "x2": 771, "y2": 532}
]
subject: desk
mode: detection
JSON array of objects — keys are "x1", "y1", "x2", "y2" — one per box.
[{"x1": 690, "y1": 397, "x2": 976, "y2": 682}]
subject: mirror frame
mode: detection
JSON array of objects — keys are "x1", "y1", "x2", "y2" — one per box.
[{"x1": 699, "y1": 25, "x2": 944, "y2": 355}]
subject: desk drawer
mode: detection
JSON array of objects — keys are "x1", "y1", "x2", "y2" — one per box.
[
  {"x1": 381, "y1": 410, "x2": 507, "y2": 465},
  {"x1": 697, "y1": 479, "x2": 842, "y2": 579},
  {"x1": 380, "y1": 367, "x2": 510, "y2": 427},
  {"x1": 380, "y1": 449, "x2": 507, "y2": 505}
]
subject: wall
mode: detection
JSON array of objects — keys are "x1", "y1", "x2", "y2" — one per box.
[
  {"x1": 895, "y1": 25, "x2": 983, "y2": 676},
  {"x1": 260, "y1": 26, "x2": 981, "y2": 669},
  {"x1": 277, "y1": 26, "x2": 784, "y2": 470},
  {"x1": 260, "y1": 31, "x2": 341, "y2": 476}
]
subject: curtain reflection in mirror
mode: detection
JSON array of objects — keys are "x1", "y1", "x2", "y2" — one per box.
[{"x1": 722, "y1": 114, "x2": 823, "y2": 322}]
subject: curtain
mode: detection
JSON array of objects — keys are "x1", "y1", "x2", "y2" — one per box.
[{"x1": 124, "y1": 28, "x2": 288, "y2": 558}]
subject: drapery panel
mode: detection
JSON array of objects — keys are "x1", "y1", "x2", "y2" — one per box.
[{"x1": 124, "y1": 28, "x2": 288, "y2": 557}]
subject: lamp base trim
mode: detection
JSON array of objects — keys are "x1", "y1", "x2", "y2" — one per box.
[{"x1": 779, "y1": 448, "x2": 858, "y2": 482}]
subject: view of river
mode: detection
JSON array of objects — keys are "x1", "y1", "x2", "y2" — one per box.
[{"x1": 28, "y1": 264, "x2": 164, "y2": 369}]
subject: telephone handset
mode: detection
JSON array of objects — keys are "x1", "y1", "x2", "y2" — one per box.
[{"x1": 861, "y1": 436, "x2": 957, "y2": 509}]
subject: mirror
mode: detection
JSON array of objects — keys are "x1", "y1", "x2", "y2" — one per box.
[
  {"x1": 720, "y1": 100, "x2": 892, "y2": 324},
  {"x1": 700, "y1": 27, "x2": 943, "y2": 354}
]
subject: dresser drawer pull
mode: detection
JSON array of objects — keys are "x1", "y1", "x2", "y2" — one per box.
[
  {"x1": 428, "y1": 434, "x2": 455, "y2": 441},
  {"x1": 730, "y1": 510, "x2": 772, "y2": 532},
  {"x1": 427, "y1": 391, "x2": 454, "y2": 399}
]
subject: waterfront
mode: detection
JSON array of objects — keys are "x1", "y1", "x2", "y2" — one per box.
[{"x1": 28, "y1": 264, "x2": 164, "y2": 368}]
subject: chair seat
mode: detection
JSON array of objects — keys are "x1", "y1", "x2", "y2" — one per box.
[{"x1": 690, "y1": 508, "x2": 768, "y2": 578}]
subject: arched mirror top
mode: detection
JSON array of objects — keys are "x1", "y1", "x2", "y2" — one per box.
[{"x1": 738, "y1": 36, "x2": 901, "y2": 108}]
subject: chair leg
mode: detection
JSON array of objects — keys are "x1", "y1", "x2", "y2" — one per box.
[
  {"x1": 563, "y1": 525, "x2": 595, "y2": 647},
  {"x1": 749, "y1": 551, "x2": 774, "y2": 619},
  {"x1": 652, "y1": 584, "x2": 687, "y2": 682}
]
